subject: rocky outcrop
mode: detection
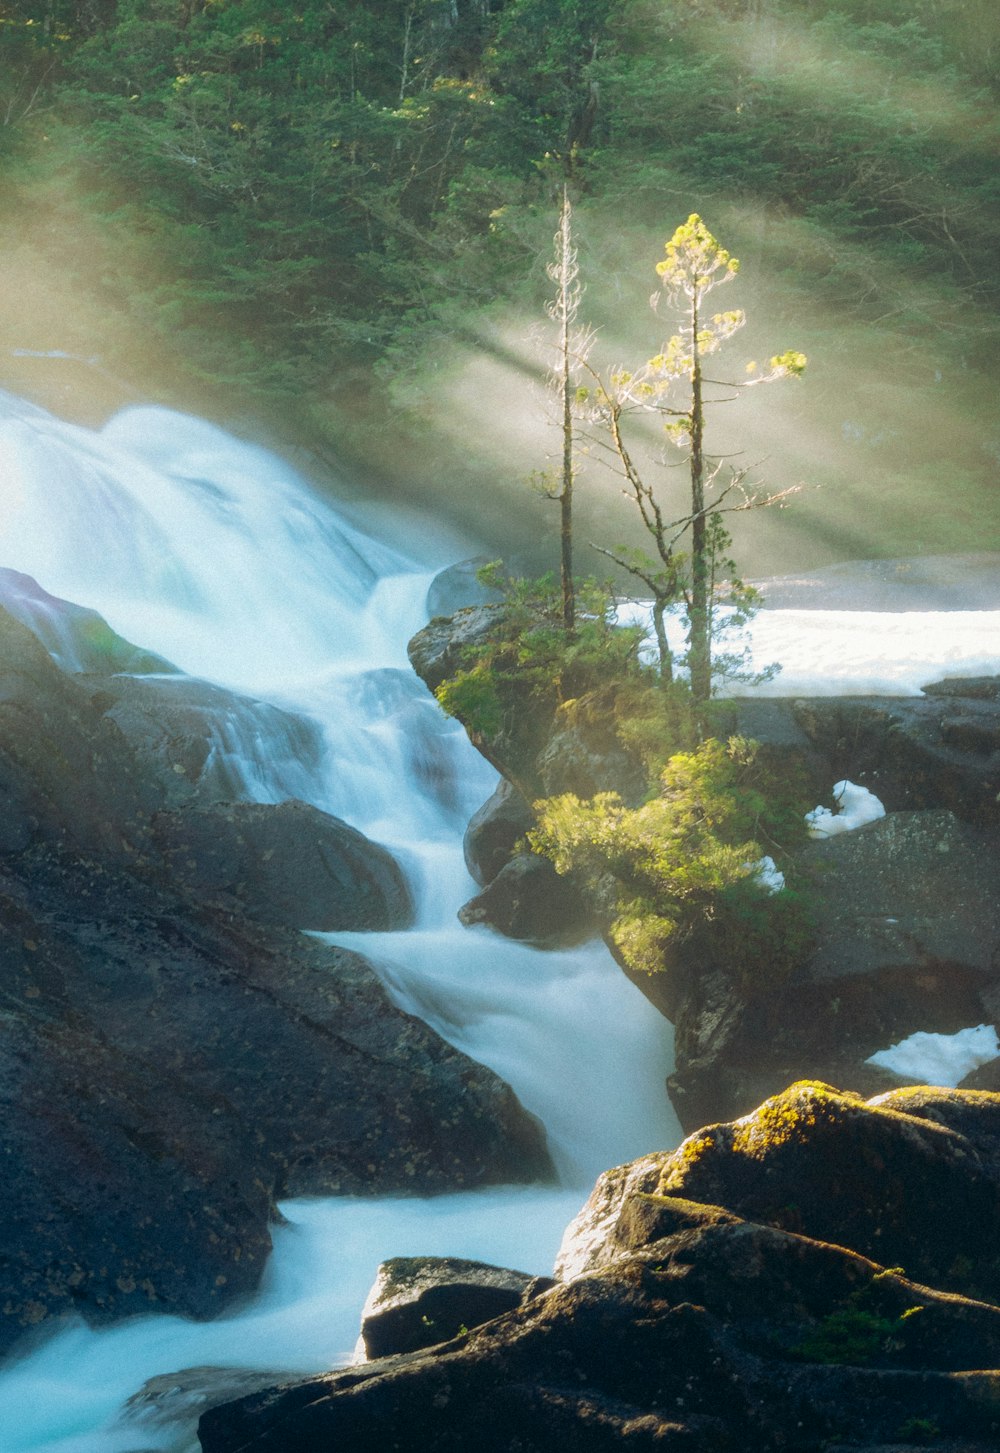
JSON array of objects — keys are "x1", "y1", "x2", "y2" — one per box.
[
  {"x1": 198, "y1": 1084, "x2": 1000, "y2": 1453},
  {"x1": 0, "y1": 597, "x2": 551, "y2": 1355},
  {"x1": 407, "y1": 606, "x2": 505, "y2": 696},
  {"x1": 409, "y1": 615, "x2": 646, "y2": 948},
  {"x1": 667, "y1": 808, "x2": 1000, "y2": 1131},
  {"x1": 792, "y1": 683, "x2": 1000, "y2": 828},
  {"x1": 358, "y1": 1257, "x2": 552, "y2": 1360},
  {"x1": 412, "y1": 607, "x2": 1000, "y2": 1131}
]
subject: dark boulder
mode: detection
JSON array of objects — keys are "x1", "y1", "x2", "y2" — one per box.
[
  {"x1": 0, "y1": 847, "x2": 551, "y2": 1356},
  {"x1": 458, "y1": 851, "x2": 594, "y2": 945},
  {"x1": 667, "y1": 810, "x2": 1000, "y2": 1133},
  {"x1": 151, "y1": 799, "x2": 413, "y2": 931},
  {"x1": 463, "y1": 778, "x2": 534, "y2": 887},
  {"x1": 358, "y1": 1257, "x2": 551, "y2": 1360},
  {"x1": 198, "y1": 1085, "x2": 1000, "y2": 1453},
  {"x1": 792, "y1": 687, "x2": 1000, "y2": 828}
]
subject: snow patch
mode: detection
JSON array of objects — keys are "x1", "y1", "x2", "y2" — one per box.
[
  {"x1": 806, "y1": 781, "x2": 886, "y2": 839},
  {"x1": 866, "y1": 1024, "x2": 1000, "y2": 1088},
  {"x1": 750, "y1": 855, "x2": 785, "y2": 894}
]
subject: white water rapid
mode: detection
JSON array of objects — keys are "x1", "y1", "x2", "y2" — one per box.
[{"x1": 0, "y1": 393, "x2": 680, "y2": 1453}]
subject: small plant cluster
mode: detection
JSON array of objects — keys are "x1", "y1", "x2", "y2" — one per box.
[
  {"x1": 432, "y1": 564, "x2": 813, "y2": 985},
  {"x1": 792, "y1": 1269, "x2": 926, "y2": 1367}
]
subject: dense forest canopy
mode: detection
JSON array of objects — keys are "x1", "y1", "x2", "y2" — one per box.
[{"x1": 0, "y1": 0, "x2": 997, "y2": 570}]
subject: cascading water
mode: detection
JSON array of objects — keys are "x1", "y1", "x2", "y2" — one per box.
[{"x1": 0, "y1": 392, "x2": 680, "y2": 1452}]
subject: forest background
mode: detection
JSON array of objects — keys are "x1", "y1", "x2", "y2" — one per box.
[{"x1": 0, "y1": 0, "x2": 997, "y2": 578}]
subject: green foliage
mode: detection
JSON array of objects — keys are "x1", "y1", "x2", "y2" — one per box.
[
  {"x1": 530, "y1": 735, "x2": 812, "y2": 980},
  {"x1": 0, "y1": 0, "x2": 995, "y2": 575},
  {"x1": 896, "y1": 1417, "x2": 941, "y2": 1445},
  {"x1": 792, "y1": 1270, "x2": 926, "y2": 1367},
  {"x1": 793, "y1": 1305, "x2": 898, "y2": 1366},
  {"x1": 435, "y1": 661, "x2": 504, "y2": 740}
]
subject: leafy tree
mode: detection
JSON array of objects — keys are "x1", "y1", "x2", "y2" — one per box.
[
  {"x1": 529, "y1": 734, "x2": 812, "y2": 981},
  {"x1": 583, "y1": 215, "x2": 805, "y2": 702}
]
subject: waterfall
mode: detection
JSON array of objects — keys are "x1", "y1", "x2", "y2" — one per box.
[{"x1": 0, "y1": 393, "x2": 679, "y2": 1452}]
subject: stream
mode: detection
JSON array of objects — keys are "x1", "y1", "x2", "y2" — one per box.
[{"x1": 0, "y1": 393, "x2": 680, "y2": 1451}]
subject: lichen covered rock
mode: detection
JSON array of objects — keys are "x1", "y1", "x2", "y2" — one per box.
[{"x1": 199, "y1": 1084, "x2": 1000, "y2": 1453}]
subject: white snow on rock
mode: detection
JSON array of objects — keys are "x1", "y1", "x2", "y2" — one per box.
[
  {"x1": 866, "y1": 1024, "x2": 1000, "y2": 1088},
  {"x1": 805, "y1": 781, "x2": 886, "y2": 839}
]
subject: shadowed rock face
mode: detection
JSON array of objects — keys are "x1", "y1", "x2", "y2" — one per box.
[
  {"x1": 0, "y1": 598, "x2": 551, "y2": 1355},
  {"x1": 458, "y1": 852, "x2": 594, "y2": 945},
  {"x1": 666, "y1": 808, "x2": 1000, "y2": 1133},
  {"x1": 151, "y1": 799, "x2": 413, "y2": 930},
  {"x1": 463, "y1": 777, "x2": 534, "y2": 888},
  {"x1": 792, "y1": 686, "x2": 1000, "y2": 829},
  {"x1": 198, "y1": 1086, "x2": 1000, "y2": 1453},
  {"x1": 358, "y1": 1257, "x2": 552, "y2": 1361}
]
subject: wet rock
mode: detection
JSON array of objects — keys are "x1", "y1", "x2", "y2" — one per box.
[
  {"x1": 198, "y1": 1085, "x2": 1000, "y2": 1453},
  {"x1": 0, "y1": 849, "x2": 551, "y2": 1355},
  {"x1": 91, "y1": 671, "x2": 325, "y2": 808},
  {"x1": 151, "y1": 799, "x2": 413, "y2": 931},
  {"x1": 359, "y1": 1257, "x2": 551, "y2": 1360},
  {"x1": 123, "y1": 1366, "x2": 295, "y2": 1452},
  {"x1": 425, "y1": 559, "x2": 505, "y2": 619},
  {"x1": 0, "y1": 566, "x2": 176, "y2": 675},
  {"x1": 463, "y1": 778, "x2": 534, "y2": 887},
  {"x1": 0, "y1": 599, "x2": 552, "y2": 1357},
  {"x1": 458, "y1": 852, "x2": 593, "y2": 945}
]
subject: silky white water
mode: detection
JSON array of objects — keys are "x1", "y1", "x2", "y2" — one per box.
[{"x1": 0, "y1": 393, "x2": 679, "y2": 1452}]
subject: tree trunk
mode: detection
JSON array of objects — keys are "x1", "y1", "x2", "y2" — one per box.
[
  {"x1": 557, "y1": 187, "x2": 575, "y2": 633},
  {"x1": 653, "y1": 597, "x2": 673, "y2": 685},
  {"x1": 688, "y1": 295, "x2": 710, "y2": 703}
]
